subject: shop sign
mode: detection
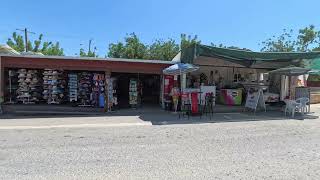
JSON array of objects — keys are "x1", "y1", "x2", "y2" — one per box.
[{"x1": 245, "y1": 88, "x2": 266, "y2": 112}]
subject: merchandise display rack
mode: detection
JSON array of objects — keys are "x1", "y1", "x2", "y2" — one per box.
[
  {"x1": 129, "y1": 79, "x2": 138, "y2": 108},
  {"x1": 92, "y1": 73, "x2": 105, "y2": 107},
  {"x1": 78, "y1": 72, "x2": 94, "y2": 107},
  {"x1": 16, "y1": 69, "x2": 41, "y2": 104},
  {"x1": 43, "y1": 69, "x2": 66, "y2": 104},
  {"x1": 6, "y1": 69, "x2": 18, "y2": 104},
  {"x1": 68, "y1": 73, "x2": 78, "y2": 102}
]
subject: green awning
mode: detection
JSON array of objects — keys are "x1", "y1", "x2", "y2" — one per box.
[{"x1": 181, "y1": 44, "x2": 320, "y2": 69}]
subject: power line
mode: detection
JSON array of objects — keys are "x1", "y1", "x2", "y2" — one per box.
[{"x1": 16, "y1": 28, "x2": 35, "y2": 52}]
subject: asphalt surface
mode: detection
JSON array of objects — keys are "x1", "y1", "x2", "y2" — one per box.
[{"x1": 1, "y1": 118, "x2": 320, "y2": 179}]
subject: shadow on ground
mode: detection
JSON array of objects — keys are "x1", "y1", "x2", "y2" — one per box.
[{"x1": 1, "y1": 105, "x2": 318, "y2": 125}]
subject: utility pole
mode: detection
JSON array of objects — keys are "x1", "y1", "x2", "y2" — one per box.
[
  {"x1": 16, "y1": 28, "x2": 35, "y2": 52},
  {"x1": 88, "y1": 39, "x2": 93, "y2": 53}
]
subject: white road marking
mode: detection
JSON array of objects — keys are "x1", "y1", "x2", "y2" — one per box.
[{"x1": 0, "y1": 122, "x2": 152, "y2": 130}]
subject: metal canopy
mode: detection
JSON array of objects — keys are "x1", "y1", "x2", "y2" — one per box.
[{"x1": 269, "y1": 67, "x2": 311, "y2": 76}]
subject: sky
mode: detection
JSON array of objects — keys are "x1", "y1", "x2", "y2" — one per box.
[{"x1": 1, "y1": 0, "x2": 320, "y2": 56}]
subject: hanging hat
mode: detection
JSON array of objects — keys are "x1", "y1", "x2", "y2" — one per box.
[
  {"x1": 25, "y1": 78, "x2": 31, "y2": 83},
  {"x1": 18, "y1": 74, "x2": 26, "y2": 78},
  {"x1": 32, "y1": 78, "x2": 39, "y2": 83}
]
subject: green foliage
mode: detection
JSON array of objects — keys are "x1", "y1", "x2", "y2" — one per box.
[
  {"x1": 297, "y1": 25, "x2": 319, "y2": 51},
  {"x1": 147, "y1": 39, "x2": 179, "y2": 60},
  {"x1": 108, "y1": 33, "x2": 197, "y2": 61},
  {"x1": 43, "y1": 42, "x2": 64, "y2": 56},
  {"x1": 180, "y1": 34, "x2": 200, "y2": 50},
  {"x1": 7, "y1": 32, "x2": 25, "y2": 52},
  {"x1": 260, "y1": 29, "x2": 296, "y2": 52},
  {"x1": 6, "y1": 32, "x2": 64, "y2": 56},
  {"x1": 108, "y1": 42, "x2": 124, "y2": 58},
  {"x1": 79, "y1": 47, "x2": 98, "y2": 57},
  {"x1": 261, "y1": 25, "x2": 320, "y2": 52},
  {"x1": 108, "y1": 33, "x2": 147, "y2": 59}
]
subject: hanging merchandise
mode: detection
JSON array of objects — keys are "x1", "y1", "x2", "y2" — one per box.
[
  {"x1": 68, "y1": 73, "x2": 78, "y2": 102},
  {"x1": 29, "y1": 70, "x2": 42, "y2": 103},
  {"x1": 6, "y1": 69, "x2": 18, "y2": 103},
  {"x1": 16, "y1": 69, "x2": 42, "y2": 104},
  {"x1": 129, "y1": 79, "x2": 138, "y2": 107},
  {"x1": 78, "y1": 72, "x2": 93, "y2": 106},
  {"x1": 92, "y1": 73, "x2": 105, "y2": 107},
  {"x1": 106, "y1": 76, "x2": 113, "y2": 110},
  {"x1": 43, "y1": 69, "x2": 66, "y2": 104},
  {"x1": 109, "y1": 78, "x2": 118, "y2": 109}
]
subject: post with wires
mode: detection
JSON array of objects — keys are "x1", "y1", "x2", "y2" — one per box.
[{"x1": 16, "y1": 28, "x2": 35, "y2": 52}]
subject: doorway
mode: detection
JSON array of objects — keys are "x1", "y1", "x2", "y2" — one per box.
[{"x1": 111, "y1": 72, "x2": 160, "y2": 108}]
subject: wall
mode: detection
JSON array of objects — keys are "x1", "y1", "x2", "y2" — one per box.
[{"x1": 1, "y1": 56, "x2": 170, "y2": 74}]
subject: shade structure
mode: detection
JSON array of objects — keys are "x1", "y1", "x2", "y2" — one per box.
[
  {"x1": 0, "y1": 44, "x2": 19, "y2": 55},
  {"x1": 163, "y1": 63, "x2": 199, "y2": 75},
  {"x1": 269, "y1": 67, "x2": 311, "y2": 76}
]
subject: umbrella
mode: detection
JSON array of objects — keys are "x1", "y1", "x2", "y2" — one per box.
[
  {"x1": 163, "y1": 63, "x2": 199, "y2": 112},
  {"x1": 269, "y1": 66, "x2": 311, "y2": 100},
  {"x1": 269, "y1": 67, "x2": 311, "y2": 76},
  {"x1": 163, "y1": 63, "x2": 199, "y2": 75}
]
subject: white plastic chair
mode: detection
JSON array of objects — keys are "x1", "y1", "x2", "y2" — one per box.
[
  {"x1": 284, "y1": 100, "x2": 302, "y2": 118},
  {"x1": 295, "y1": 97, "x2": 310, "y2": 114}
]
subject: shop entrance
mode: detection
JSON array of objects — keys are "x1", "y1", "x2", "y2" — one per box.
[{"x1": 111, "y1": 73, "x2": 160, "y2": 108}]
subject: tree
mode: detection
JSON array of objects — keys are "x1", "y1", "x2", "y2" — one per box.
[
  {"x1": 79, "y1": 47, "x2": 98, "y2": 57},
  {"x1": 108, "y1": 42, "x2": 125, "y2": 58},
  {"x1": 297, "y1": 25, "x2": 319, "y2": 51},
  {"x1": 6, "y1": 32, "x2": 25, "y2": 52},
  {"x1": 260, "y1": 29, "x2": 296, "y2": 52},
  {"x1": 108, "y1": 33, "x2": 148, "y2": 59},
  {"x1": 6, "y1": 32, "x2": 64, "y2": 56},
  {"x1": 180, "y1": 34, "x2": 200, "y2": 50},
  {"x1": 260, "y1": 25, "x2": 320, "y2": 52},
  {"x1": 147, "y1": 39, "x2": 179, "y2": 60}
]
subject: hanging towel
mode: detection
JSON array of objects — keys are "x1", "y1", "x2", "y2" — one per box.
[{"x1": 191, "y1": 92, "x2": 198, "y2": 114}]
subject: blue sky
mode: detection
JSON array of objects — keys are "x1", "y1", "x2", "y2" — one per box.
[{"x1": 1, "y1": 0, "x2": 320, "y2": 56}]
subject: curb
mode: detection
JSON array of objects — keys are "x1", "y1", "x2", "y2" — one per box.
[{"x1": 0, "y1": 122, "x2": 152, "y2": 130}]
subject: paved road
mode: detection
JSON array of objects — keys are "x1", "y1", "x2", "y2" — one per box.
[{"x1": 1, "y1": 118, "x2": 320, "y2": 179}]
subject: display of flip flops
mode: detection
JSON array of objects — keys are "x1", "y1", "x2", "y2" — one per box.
[
  {"x1": 43, "y1": 69, "x2": 66, "y2": 104},
  {"x1": 16, "y1": 69, "x2": 42, "y2": 104},
  {"x1": 78, "y1": 72, "x2": 93, "y2": 106}
]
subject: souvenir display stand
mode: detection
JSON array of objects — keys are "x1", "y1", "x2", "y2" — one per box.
[
  {"x1": 129, "y1": 79, "x2": 138, "y2": 108},
  {"x1": 43, "y1": 69, "x2": 66, "y2": 104},
  {"x1": 6, "y1": 70, "x2": 18, "y2": 103},
  {"x1": 92, "y1": 73, "x2": 105, "y2": 107},
  {"x1": 68, "y1": 73, "x2": 78, "y2": 102},
  {"x1": 16, "y1": 69, "x2": 41, "y2": 104},
  {"x1": 111, "y1": 78, "x2": 118, "y2": 109},
  {"x1": 219, "y1": 89, "x2": 242, "y2": 106},
  {"x1": 78, "y1": 72, "x2": 93, "y2": 107}
]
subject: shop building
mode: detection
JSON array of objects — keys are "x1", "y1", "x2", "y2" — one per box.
[
  {"x1": 1, "y1": 44, "x2": 320, "y2": 115},
  {"x1": 175, "y1": 44, "x2": 320, "y2": 108},
  {"x1": 0, "y1": 54, "x2": 173, "y2": 113}
]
